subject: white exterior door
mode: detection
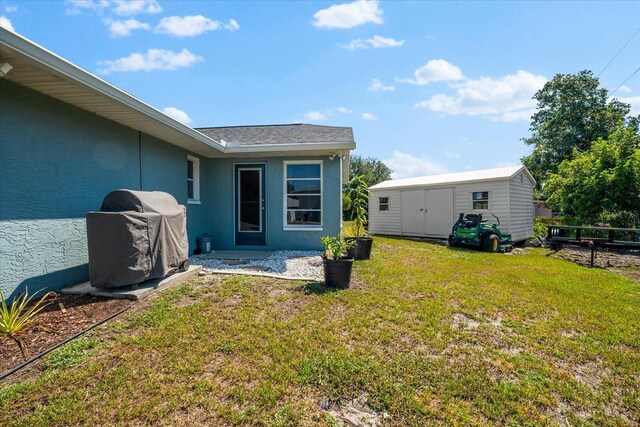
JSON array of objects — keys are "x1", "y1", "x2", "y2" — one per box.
[
  {"x1": 425, "y1": 188, "x2": 454, "y2": 238},
  {"x1": 401, "y1": 190, "x2": 425, "y2": 235}
]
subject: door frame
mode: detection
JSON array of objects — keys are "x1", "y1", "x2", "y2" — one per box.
[{"x1": 234, "y1": 163, "x2": 267, "y2": 246}]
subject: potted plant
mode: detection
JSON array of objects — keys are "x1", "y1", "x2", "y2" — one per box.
[
  {"x1": 345, "y1": 175, "x2": 374, "y2": 260},
  {"x1": 321, "y1": 234, "x2": 355, "y2": 288}
]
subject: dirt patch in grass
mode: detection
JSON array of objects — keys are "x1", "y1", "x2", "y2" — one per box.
[
  {"x1": 326, "y1": 394, "x2": 389, "y2": 426},
  {"x1": 0, "y1": 294, "x2": 132, "y2": 375}
]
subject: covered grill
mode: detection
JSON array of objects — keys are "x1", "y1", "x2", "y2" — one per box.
[{"x1": 86, "y1": 190, "x2": 189, "y2": 289}]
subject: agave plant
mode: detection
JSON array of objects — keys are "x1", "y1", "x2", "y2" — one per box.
[{"x1": 0, "y1": 288, "x2": 56, "y2": 351}]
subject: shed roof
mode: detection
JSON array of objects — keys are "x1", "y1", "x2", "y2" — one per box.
[
  {"x1": 197, "y1": 124, "x2": 354, "y2": 146},
  {"x1": 370, "y1": 165, "x2": 535, "y2": 190}
]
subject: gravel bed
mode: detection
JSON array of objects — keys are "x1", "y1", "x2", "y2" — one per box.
[{"x1": 190, "y1": 250, "x2": 324, "y2": 280}]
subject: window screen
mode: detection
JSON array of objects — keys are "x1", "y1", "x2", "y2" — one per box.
[
  {"x1": 379, "y1": 197, "x2": 389, "y2": 211},
  {"x1": 472, "y1": 191, "x2": 488, "y2": 209}
]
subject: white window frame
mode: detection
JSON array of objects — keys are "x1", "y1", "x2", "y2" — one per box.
[
  {"x1": 187, "y1": 155, "x2": 201, "y2": 204},
  {"x1": 283, "y1": 160, "x2": 323, "y2": 231},
  {"x1": 472, "y1": 191, "x2": 489, "y2": 210},
  {"x1": 379, "y1": 196, "x2": 389, "y2": 212}
]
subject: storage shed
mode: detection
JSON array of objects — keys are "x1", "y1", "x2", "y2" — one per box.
[{"x1": 368, "y1": 165, "x2": 535, "y2": 242}]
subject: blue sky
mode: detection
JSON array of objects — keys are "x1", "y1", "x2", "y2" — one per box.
[{"x1": 2, "y1": 0, "x2": 639, "y2": 178}]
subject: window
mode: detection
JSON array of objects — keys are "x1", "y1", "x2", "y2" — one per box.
[
  {"x1": 379, "y1": 197, "x2": 389, "y2": 211},
  {"x1": 187, "y1": 155, "x2": 200, "y2": 203},
  {"x1": 472, "y1": 191, "x2": 488, "y2": 209},
  {"x1": 284, "y1": 161, "x2": 322, "y2": 228}
]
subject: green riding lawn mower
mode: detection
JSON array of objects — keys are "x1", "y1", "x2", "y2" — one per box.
[{"x1": 448, "y1": 213, "x2": 513, "y2": 253}]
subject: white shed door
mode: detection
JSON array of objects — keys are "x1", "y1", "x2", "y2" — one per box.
[
  {"x1": 425, "y1": 188, "x2": 454, "y2": 238},
  {"x1": 401, "y1": 190, "x2": 425, "y2": 235}
]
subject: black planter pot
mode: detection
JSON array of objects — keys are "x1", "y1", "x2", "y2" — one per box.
[
  {"x1": 322, "y1": 257, "x2": 354, "y2": 288},
  {"x1": 346, "y1": 237, "x2": 373, "y2": 260}
]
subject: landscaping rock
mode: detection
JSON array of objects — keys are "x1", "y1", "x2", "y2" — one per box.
[{"x1": 190, "y1": 250, "x2": 324, "y2": 280}]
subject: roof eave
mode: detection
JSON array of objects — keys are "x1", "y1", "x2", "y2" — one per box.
[
  {"x1": 370, "y1": 176, "x2": 517, "y2": 191},
  {"x1": 223, "y1": 141, "x2": 356, "y2": 154}
]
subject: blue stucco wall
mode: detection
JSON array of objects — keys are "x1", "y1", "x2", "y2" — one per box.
[
  {"x1": 206, "y1": 157, "x2": 342, "y2": 251},
  {"x1": 0, "y1": 79, "x2": 344, "y2": 299},
  {"x1": 0, "y1": 80, "x2": 209, "y2": 299}
]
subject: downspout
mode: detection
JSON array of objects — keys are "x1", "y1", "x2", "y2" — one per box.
[
  {"x1": 339, "y1": 150, "x2": 343, "y2": 230},
  {"x1": 138, "y1": 131, "x2": 143, "y2": 190}
]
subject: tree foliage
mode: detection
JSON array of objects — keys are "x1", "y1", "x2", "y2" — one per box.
[
  {"x1": 544, "y1": 125, "x2": 640, "y2": 227},
  {"x1": 522, "y1": 70, "x2": 632, "y2": 188},
  {"x1": 348, "y1": 155, "x2": 392, "y2": 187},
  {"x1": 346, "y1": 175, "x2": 369, "y2": 237}
]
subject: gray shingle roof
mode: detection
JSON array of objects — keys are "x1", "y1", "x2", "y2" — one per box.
[{"x1": 195, "y1": 124, "x2": 354, "y2": 146}]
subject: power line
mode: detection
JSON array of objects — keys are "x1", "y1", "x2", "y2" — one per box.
[
  {"x1": 597, "y1": 26, "x2": 640, "y2": 77},
  {"x1": 610, "y1": 66, "x2": 640, "y2": 96}
]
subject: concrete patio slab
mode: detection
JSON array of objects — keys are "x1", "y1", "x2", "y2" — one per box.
[
  {"x1": 60, "y1": 265, "x2": 202, "y2": 301},
  {"x1": 202, "y1": 250, "x2": 274, "y2": 260}
]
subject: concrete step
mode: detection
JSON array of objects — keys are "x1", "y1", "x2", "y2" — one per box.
[{"x1": 60, "y1": 265, "x2": 202, "y2": 301}]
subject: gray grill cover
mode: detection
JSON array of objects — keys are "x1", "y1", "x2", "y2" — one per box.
[{"x1": 86, "y1": 190, "x2": 188, "y2": 288}]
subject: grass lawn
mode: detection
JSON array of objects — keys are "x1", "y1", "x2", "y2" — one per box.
[{"x1": 1, "y1": 237, "x2": 639, "y2": 426}]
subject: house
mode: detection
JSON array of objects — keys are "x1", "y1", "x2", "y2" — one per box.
[
  {"x1": 0, "y1": 29, "x2": 355, "y2": 299},
  {"x1": 368, "y1": 166, "x2": 535, "y2": 242}
]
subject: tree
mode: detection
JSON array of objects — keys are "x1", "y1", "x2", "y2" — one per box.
[
  {"x1": 544, "y1": 124, "x2": 640, "y2": 227},
  {"x1": 348, "y1": 155, "x2": 392, "y2": 187},
  {"x1": 522, "y1": 70, "x2": 632, "y2": 189}
]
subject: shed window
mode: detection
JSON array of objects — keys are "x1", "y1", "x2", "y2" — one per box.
[
  {"x1": 472, "y1": 191, "x2": 488, "y2": 209},
  {"x1": 379, "y1": 197, "x2": 389, "y2": 211},
  {"x1": 284, "y1": 161, "x2": 322, "y2": 228},
  {"x1": 187, "y1": 155, "x2": 200, "y2": 203}
]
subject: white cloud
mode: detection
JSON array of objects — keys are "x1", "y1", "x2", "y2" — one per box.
[
  {"x1": 162, "y1": 107, "x2": 192, "y2": 125},
  {"x1": 415, "y1": 70, "x2": 547, "y2": 122},
  {"x1": 112, "y1": 0, "x2": 161, "y2": 15},
  {"x1": 65, "y1": 0, "x2": 160, "y2": 16},
  {"x1": 156, "y1": 15, "x2": 239, "y2": 37},
  {"x1": 369, "y1": 78, "x2": 395, "y2": 92},
  {"x1": 619, "y1": 96, "x2": 640, "y2": 116},
  {"x1": 104, "y1": 18, "x2": 149, "y2": 37},
  {"x1": 398, "y1": 59, "x2": 465, "y2": 85},
  {"x1": 341, "y1": 39, "x2": 367, "y2": 50},
  {"x1": 98, "y1": 48, "x2": 203, "y2": 74},
  {"x1": 618, "y1": 85, "x2": 632, "y2": 93},
  {"x1": 65, "y1": 0, "x2": 110, "y2": 15},
  {"x1": 5, "y1": 5, "x2": 18, "y2": 13},
  {"x1": 367, "y1": 35, "x2": 404, "y2": 48},
  {"x1": 0, "y1": 15, "x2": 14, "y2": 32},
  {"x1": 304, "y1": 106, "x2": 353, "y2": 121},
  {"x1": 384, "y1": 151, "x2": 447, "y2": 179},
  {"x1": 305, "y1": 111, "x2": 327, "y2": 121},
  {"x1": 341, "y1": 34, "x2": 404, "y2": 50},
  {"x1": 313, "y1": 0, "x2": 383, "y2": 29},
  {"x1": 362, "y1": 112, "x2": 377, "y2": 121}
]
